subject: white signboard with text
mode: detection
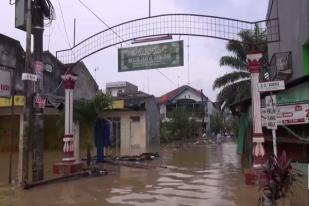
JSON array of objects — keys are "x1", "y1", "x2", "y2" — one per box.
[
  {"x1": 258, "y1": 80, "x2": 285, "y2": 92},
  {"x1": 22, "y1": 73, "x2": 37, "y2": 82},
  {"x1": 262, "y1": 103, "x2": 309, "y2": 126},
  {"x1": 265, "y1": 95, "x2": 277, "y2": 129},
  {"x1": 0, "y1": 68, "x2": 12, "y2": 98}
]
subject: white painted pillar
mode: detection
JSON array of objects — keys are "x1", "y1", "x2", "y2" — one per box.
[
  {"x1": 61, "y1": 73, "x2": 77, "y2": 162},
  {"x1": 247, "y1": 52, "x2": 266, "y2": 168}
]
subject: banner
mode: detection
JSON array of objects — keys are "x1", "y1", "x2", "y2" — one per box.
[
  {"x1": 0, "y1": 96, "x2": 24, "y2": 107},
  {"x1": 118, "y1": 41, "x2": 184, "y2": 72},
  {"x1": 262, "y1": 103, "x2": 309, "y2": 126}
]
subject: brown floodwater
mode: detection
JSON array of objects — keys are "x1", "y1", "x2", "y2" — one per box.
[{"x1": 0, "y1": 142, "x2": 307, "y2": 206}]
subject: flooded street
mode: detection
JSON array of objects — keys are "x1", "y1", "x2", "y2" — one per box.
[{"x1": 0, "y1": 142, "x2": 307, "y2": 206}]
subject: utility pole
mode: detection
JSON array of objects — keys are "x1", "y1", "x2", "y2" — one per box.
[
  {"x1": 201, "y1": 89, "x2": 206, "y2": 133},
  {"x1": 149, "y1": 0, "x2": 151, "y2": 17},
  {"x1": 73, "y1": 18, "x2": 76, "y2": 46},
  {"x1": 18, "y1": 0, "x2": 33, "y2": 187},
  {"x1": 32, "y1": 0, "x2": 45, "y2": 182}
]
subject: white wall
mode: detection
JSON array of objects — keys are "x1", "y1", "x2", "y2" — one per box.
[
  {"x1": 159, "y1": 104, "x2": 166, "y2": 119},
  {"x1": 172, "y1": 90, "x2": 202, "y2": 102},
  {"x1": 101, "y1": 110, "x2": 147, "y2": 156}
]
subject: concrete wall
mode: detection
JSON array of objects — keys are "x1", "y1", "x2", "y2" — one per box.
[
  {"x1": 159, "y1": 104, "x2": 166, "y2": 119},
  {"x1": 267, "y1": 0, "x2": 309, "y2": 81},
  {"x1": 0, "y1": 34, "x2": 24, "y2": 93},
  {"x1": 145, "y1": 97, "x2": 160, "y2": 154},
  {"x1": 101, "y1": 110, "x2": 147, "y2": 156},
  {"x1": 42, "y1": 52, "x2": 65, "y2": 96},
  {"x1": 106, "y1": 82, "x2": 138, "y2": 97}
]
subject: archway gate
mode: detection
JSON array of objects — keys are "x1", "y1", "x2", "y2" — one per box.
[
  {"x1": 56, "y1": 14, "x2": 279, "y2": 64},
  {"x1": 54, "y1": 14, "x2": 280, "y2": 173}
]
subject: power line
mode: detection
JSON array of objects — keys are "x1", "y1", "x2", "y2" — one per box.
[
  {"x1": 187, "y1": 36, "x2": 190, "y2": 85},
  {"x1": 156, "y1": 69, "x2": 177, "y2": 87},
  {"x1": 56, "y1": 0, "x2": 72, "y2": 48},
  {"x1": 76, "y1": 0, "x2": 124, "y2": 42}
]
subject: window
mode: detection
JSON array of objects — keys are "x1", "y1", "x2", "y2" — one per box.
[{"x1": 130, "y1": 116, "x2": 140, "y2": 122}]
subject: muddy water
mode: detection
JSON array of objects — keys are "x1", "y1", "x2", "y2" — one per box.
[{"x1": 0, "y1": 142, "x2": 307, "y2": 206}]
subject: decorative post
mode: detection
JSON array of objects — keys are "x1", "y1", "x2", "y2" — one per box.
[
  {"x1": 62, "y1": 73, "x2": 76, "y2": 162},
  {"x1": 247, "y1": 51, "x2": 266, "y2": 168},
  {"x1": 53, "y1": 72, "x2": 83, "y2": 174}
]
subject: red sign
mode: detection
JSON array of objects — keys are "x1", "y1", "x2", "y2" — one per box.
[
  {"x1": 34, "y1": 97, "x2": 46, "y2": 108},
  {"x1": 34, "y1": 61, "x2": 44, "y2": 73},
  {"x1": 0, "y1": 68, "x2": 12, "y2": 97},
  {"x1": 0, "y1": 84, "x2": 10, "y2": 92}
]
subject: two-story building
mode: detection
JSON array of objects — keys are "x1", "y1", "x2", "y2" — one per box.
[
  {"x1": 231, "y1": 0, "x2": 308, "y2": 165},
  {"x1": 156, "y1": 85, "x2": 218, "y2": 134},
  {"x1": 100, "y1": 81, "x2": 160, "y2": 156},
  {"x1": 0, "y1": 33, "x2": 98, "y2": 151},
  {"x1": 263, "y1": 0, "x2": 309, "y2": 162}
]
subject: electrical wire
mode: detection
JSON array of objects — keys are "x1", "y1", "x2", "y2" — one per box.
[
  {"x1": 50, "y1": 0, "x2": 176, "y2": 94},
  {"x1": 76, "y1": 0, "x2": 176, "y2": 88},
  {"x1": 156, "y1": 69, "x2": 177, "y2": 87},
  {"x1": 76, "y1": 0, "x2": 124, "y2": 42},
  {"x1": 56, "y1": 0, "x2": 72, "y2": 48},
  {"x1": 281, "y1": 125, "x2": 309, "y2": 142}
]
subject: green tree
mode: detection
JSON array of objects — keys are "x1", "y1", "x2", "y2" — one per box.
[
  {"x1": 161, "y1": 108, "x2": 200, "y2": 144},
  {"x1": 213, "y1": 26, "x2": 267, "y2": 105},
  {"x1": 74, "y1": 93, "x2": 112, "y2": 147},
  {"x1": 210, "y1": 113, "x2": 224, "y2": 134},
  {"x1": 74, "y1": 93, "x2": 112, "y2": 165},
  {"x1": 57, "y1": 93, "x2": 112, "y2": 164}
]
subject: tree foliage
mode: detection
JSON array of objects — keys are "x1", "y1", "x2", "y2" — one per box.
[
  {"x1": 161, "y1": 108, "x2": 200, "y2": 143},
  {"x1": 74, "y1": 93, "x2": 112, "y2": 125},
  {"x1": 209, "y1": 113, "x2": 224, "y2": 134},
  {"x1": 213, "y1": 26, "x2": 268, "y2": 105}
]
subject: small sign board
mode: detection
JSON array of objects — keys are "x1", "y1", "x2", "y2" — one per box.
[
  {"x1": 34, "y1": 96, "x2": 46, "y2": 108},
  {"x1": 44, "y1": 63, "x2": 53, "y2": 73},
  {"x1": 262, "y1": 103, "x2": 309, "y2": 126},
  {"x1": 0, "y1": 95, "x2": 24, "y2": 107},
  {"x1": 118, "y1": 40, "x2": 184, "y2": 72},
  {"x1": 22, "y1": 73, "x2": 37, "y2": 82},
  {"x1": 109, "y1": 100, "x2": 124, "y2": 109},
  {"x1": 258, "y1": 80, "x2": 285, "y2": 92},
  {"x1": 0, "y1": 68, "x2": 12, "y2": 98},
  {"x1": 265, "y1": 95, "x2": 277, "y2": 129},
  {"x1": 34, "y1": 61, "x2": 44, "y2": 73}
]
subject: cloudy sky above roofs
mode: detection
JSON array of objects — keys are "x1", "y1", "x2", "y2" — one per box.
[{"x1": 0, "y1": 0, "x2": 268, "y2": 101}]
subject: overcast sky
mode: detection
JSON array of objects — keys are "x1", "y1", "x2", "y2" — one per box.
[{"x1": 0, "y1": 0, "x2": 268, "y2": 101}]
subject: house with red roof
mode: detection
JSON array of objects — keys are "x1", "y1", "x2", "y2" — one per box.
[{"x1": 156, "y1": 85, "x2": 218, "y2": 133}]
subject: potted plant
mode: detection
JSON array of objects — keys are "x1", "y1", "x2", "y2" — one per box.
[{"x1": 258, "y1": 151, "x2": 302, "y2": 206}]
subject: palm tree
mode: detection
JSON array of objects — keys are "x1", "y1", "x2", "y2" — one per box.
[
  {"x1": 57, "y1": 93, "x2": 112, "y2": 165},
  {"x1": 73, "y1": 93, "x2": 112, "y2": 165},
  {"x1": 213, "y1": 26, "x2": 267, "y2": 106}
]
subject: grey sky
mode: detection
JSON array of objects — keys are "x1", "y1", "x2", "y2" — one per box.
[{"x1": 0, "y1": 0, "x2": 268, "y2": 101}]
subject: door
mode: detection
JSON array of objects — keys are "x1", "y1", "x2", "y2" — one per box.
[{"x1": 129, "y1": 116, "x2": 142, "y2": 156}]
